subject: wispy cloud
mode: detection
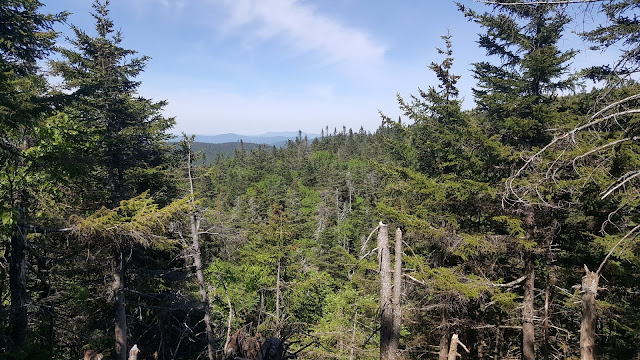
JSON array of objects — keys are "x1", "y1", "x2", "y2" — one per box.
[{"x1": 216, "y1": 0, "x2": 386, "y2": 66}]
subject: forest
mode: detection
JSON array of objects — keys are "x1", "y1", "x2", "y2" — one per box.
[{"x1": 1, "y1": 0, "x2": 640, "y2": 359}]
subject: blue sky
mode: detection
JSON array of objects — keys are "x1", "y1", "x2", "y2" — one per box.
[{"x1": 44, "y1": 0, "x2": 609, "y2": 135}]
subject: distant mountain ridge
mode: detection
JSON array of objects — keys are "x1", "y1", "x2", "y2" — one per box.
[{"x1": 172, "y1": 131, "x2": 321, "y2": 145}]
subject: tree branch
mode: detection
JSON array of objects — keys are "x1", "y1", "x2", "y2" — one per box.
[
  {"x1": 489, "y1": 275, "x2": 527, "y2": 287},
  {"x1": 601, "y1": 170, "x2": 640, "y2": 199},
  {"x1": 596, "y1": 223, "x2": 640, "y2": 275}
]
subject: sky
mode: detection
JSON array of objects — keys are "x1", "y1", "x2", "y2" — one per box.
[{"x1": 44, "y1": 0, "x2": 611, "y2": 136}]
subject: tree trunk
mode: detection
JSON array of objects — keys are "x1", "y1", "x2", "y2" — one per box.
[
  {"x1": 350, "y1": 311, "x2": 358, "y2": 360},
  {"x1": 543, "y1": 277, "x2": 551, "y2": 360},
  {"x1": 447, "y1": 334, "x2": 469, "y2": 360},
  {"x1": 129, "y1": 344, "x2": 139, "y2": 360},
  {"x1": 186, "y1": 137, "x2": 216, "y2": 360},
  {"x1": 113, "y1": 252, "x2": 128, "y2": 360},
  {"x1": 378, "y1": 222, "x2": 393, "y2": 360},
  {"x1": 580, "y1": 266, "x2": 598, "y2": 360},
  {"x1": 439, "y1": 308, "x2": 449, "y2": 360},
  {"x1": 9, "y1": 213, "x2": 27, "y2": 353},
  {"x1": 276, "y1": 257, "x2": 282, "y2": 339},
  {"x1": 477, "y1": 338, "x2": 486, "y2": 360},
  {"x1": 522, "y1": 253, "x2": 535, "y2": 360},
  {"x1": 224, "y1": 281, "x2": 234, "y2": 352},
  {"x1": 192, "y1": 212, "x2": 216, "y2": 360},
  {"x1": 390, "y1": 228, "x2": 403, "y2": 357}
]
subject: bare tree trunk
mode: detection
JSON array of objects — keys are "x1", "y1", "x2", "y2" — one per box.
[
  {"x1": 113, "y1": 252, "x2": 128, "y2": 360},
  {"x1": 390, "y1": 228, "x2": 403, "y2": 357},
  {"x1": 493, "y1": 321, "x2": 504, "y2": 360},
  {"x1": 350, "y1": 311, "x2": 358, "y2": 360},
  {"x1": 128, "y1": 344, "x2": 139, "y2": 360},
  {"x1": 9, "y1": 213, "x2": 27, "y2": 354},
  {"x1": 224, "y1": 280, "x2": 234, "y2": 352},
  {"x1": 580, "y1": 266, "x2": 598, "y2": 360},
  {"x1": 522, "y1": 253, "x2": 535, "y2": 360},
  {"x1": 439, "y1": 308, "x2": 449, "y2": 360},
  {"x1": 543, "y1": 277, "x2": 550, "y2": 360},
  {"x1": 192, "y1": 212, "x2": 215, "y2": 360},
  {"x1": 378, "y1": 222, "x2": 393, "y2": 360},
  {"x1": 186, "y1": 137, "x2": 216, "y2": 360},
  {"x1": 478, "y1": 338, "x2": 486, "y2": 360},
  {"x1": 276, "y1": 258, "x2": 282, "y2": 339},
  {"x1": 447, "y1": 334, "x2": 469, "y2": 360}
]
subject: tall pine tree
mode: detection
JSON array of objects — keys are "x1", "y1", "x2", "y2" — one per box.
[
  {"x1": 0, "y1": 1, "x2": 65, "y2": 356},
  {"x1": 50, "y1": 1, "x2": 174, "y2": 358}
]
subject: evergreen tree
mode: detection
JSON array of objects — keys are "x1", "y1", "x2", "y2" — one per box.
[
  {"x1": 49, "y1": 1, "x2": 174, "y2": 358},
  {"x1": 0, "y1": 1, "x2": 65, "y2": 356},
  {"x1": 50, "y1": 0, "x2": 174, "y2": 209},
  {"x1": 460, "y1": 0, "x2": 576, "y2": 148},
  {"x1": 459, "y1": 3, "x2": 578, "y2": 359}
]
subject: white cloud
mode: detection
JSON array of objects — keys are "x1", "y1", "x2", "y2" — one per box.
[{"x1": 215, "y1": 0, "x2": 386, "y2": 67}]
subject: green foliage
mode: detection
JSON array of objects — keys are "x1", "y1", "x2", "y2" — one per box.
[
  {"x1": 50, "y1": 0, "x2": 175, "y2": 208},
  {"x1": 4, "y1": 1, "x2": 640, "y2": 359}
]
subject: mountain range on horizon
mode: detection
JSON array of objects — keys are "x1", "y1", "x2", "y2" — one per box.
[{"x1": 171, "y1": 131, "x2": 321, "y2": 145}]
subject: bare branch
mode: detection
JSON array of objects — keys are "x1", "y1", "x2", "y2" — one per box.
[
  {"x1": 22, "y1": 223, "x2": 73, "y2": 233},
  {"x1": 600, "y1": 170, "x2": 640, "y2": 199},
  {"x1": 359, "y1": 224, "x2": 380, "y2": 256},
  {"x1": 574, "y1": 136, "x2": 638, "y2": 164},
  {"x1": 596, "y1": 223, "x2": 640, "y2": 275},
  {"x1": 404, "y1": 273, "x2": 426, "y2": 285},
  {"x1": 489, "y1": 275, "x2": 527, "y2": 287}
]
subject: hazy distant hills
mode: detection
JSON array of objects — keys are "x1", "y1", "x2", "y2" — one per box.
[
  {"x1": 174, "y1": 131, "x2": 320, "y2": 146},
  {"x1": 171, "y1": 132, "x2": 321, "y2": 162}
]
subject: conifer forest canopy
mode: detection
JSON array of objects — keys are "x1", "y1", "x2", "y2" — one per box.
[{"x1": 2, "y1": 0, "x2": 640, "y2": 359}]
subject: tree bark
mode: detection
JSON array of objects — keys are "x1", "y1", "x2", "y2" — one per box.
[
  {"x1": 350, "y1": 310, "x2": 358, "y2": 360},
  {"x1": 113, "y1": 251, "x2": 128, "y2": 360},
  {"x1": 522, "y1": 253, "x2": 535, "y2": 360},
  {"x1": 276, "y1": 257, "x2": 282, "y2": 339},
  {"x1": 378, "y1": 222, "x2": 393, "y2": 360},
  {"x1": 439, "y1": 308, "x2": 449, "y2": 360},
  {"x1": 580, "y1": 266, "x2": 598, "y2": 360},
  {"x1": 224, "y1": 280, "x2": 234, "y2": 353},
  {"x1": 128, "y1": 344, "x2": 139, "y2": 360},
  {"x1": 192, "y1": 212, "x2": 215, "y2": 360},
  {"x1": 390, "y1": 228, "x2": 402, "y2": 357},
  {"x1": 543, "y1": 277, "x2": 551, "y2": 360},
  {"x1": 186, "y1": 137, "x2": 216, "y2": 360},
  {"x1": 447, "y1": 333, "x2": 469, "y2": 360},
  {"x1": 9, "y1": 213, "x2": 27, "y2": 353}
]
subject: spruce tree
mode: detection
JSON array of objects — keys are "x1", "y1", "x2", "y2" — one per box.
[
  {"x1": 0, "y1": 1, "x2": 65, "y2": 356},
  {"x1": 50, "y1": 1, "x2": 174, "y2": 358},
  {"x1": 460, "y1": 1, "x2": 576, "y2": 148},
  {"x1": 459, "y1": 2, "x2": 577, "y2": 359},
  {"x1": 50, "y1": 0, "x2": 174, "y2": 209}
]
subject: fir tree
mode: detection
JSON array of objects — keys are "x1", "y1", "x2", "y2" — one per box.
[
  {"x1": 460, "y1": 1, "x2": 576, "y2": 148},
  {"x1": 50, "y1": 0, "x2": 174, "y2": 209},
  {"x1": 0, "y1": 1, "x2": 65, "y2": 356},
  {"x1": 50, "y1": 1, "x2": 174, "y2": 358}
]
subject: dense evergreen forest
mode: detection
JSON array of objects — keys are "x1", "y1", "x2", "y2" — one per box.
[{"x1": 2, "y1": 0, "x2": 640, "y2": 359}]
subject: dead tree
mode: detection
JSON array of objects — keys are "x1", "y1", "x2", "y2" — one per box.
[
  {"x1": 522, "y1": 251, "x2": 535, "y2": 360},
  {"x1": 447, "y1": 334, "x2": 469, "y2": 360},
  {"x1": 439, "y1": 308, "x2": 449, "y2": 360},
  {"x1": 390, "y1": 228, "x2": 403, "y2": 357},
  {"x1": 378, "y1": 222, "x2": 393, "y2": 360},
  {"x1": 128, "y1": 344, "x2": 139, "y2": 360},
  {"x1": 183, "y1": 135, "x2": 216, "y2": 359}
]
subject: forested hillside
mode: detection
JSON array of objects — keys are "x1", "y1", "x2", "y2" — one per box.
[{"x1": 1, "y1": 1, "x2": 640, "y2": 360}]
